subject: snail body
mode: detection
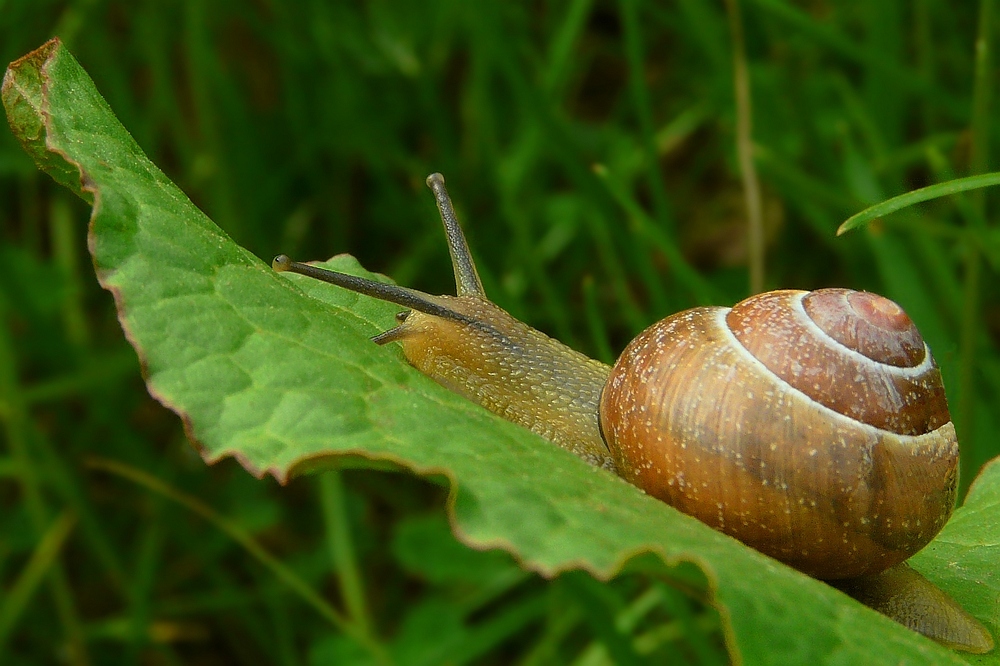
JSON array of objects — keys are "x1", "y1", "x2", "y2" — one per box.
[
  {"x1": 389, "y1": 296, "x2": 614, "y2": 468},
  {"x1": 273, "y1": 174, "x2": 991, "y2": 652}
]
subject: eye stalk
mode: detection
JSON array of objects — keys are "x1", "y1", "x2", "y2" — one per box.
[
  {"x1": 271, "y1": 174, "x2": 490, "y2": 335},
  {"x1": 425, "y1": 173, "x2": 485, "y2": 298},
  {"x1": 271, "y1": 253, "x2": 477, "y2": 333}
]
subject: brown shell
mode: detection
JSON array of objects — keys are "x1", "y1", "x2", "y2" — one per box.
[{"x1": 599, "y1": 292, "x2": 958, "y2": 579}]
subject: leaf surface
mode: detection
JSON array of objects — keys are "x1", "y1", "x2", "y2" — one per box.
[
  {"x1": 4, "y1": 39, "x2": 996, "y2": 664},
  {"x1": 911, "y1": 458, "x2": 1000, "y2": 664}
]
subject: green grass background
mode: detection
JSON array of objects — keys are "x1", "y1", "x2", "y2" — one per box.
[{"x1": 1, "y1": 1, "x2": 998, "y2": 664}]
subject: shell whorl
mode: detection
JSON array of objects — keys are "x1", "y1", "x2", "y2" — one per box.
[
  {"x1": 599, "y1": 289, "x2": 958, "y2": 579},
  {"x1": 726, "y1": 289, "x2": 950, "y2": 436}
]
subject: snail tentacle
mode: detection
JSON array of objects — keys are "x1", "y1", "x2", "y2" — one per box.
[{"x1": 426, "y1": 173, "x2": 486, "y2": 299}]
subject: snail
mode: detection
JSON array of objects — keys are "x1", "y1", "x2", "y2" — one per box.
[{"x1": 273, "y1": 174, "x2": 993, "y2": 653}]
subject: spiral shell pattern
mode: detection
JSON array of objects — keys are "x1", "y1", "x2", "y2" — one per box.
[{"x1": 599, "y1": 289, "x2": 958, "y2": 579}]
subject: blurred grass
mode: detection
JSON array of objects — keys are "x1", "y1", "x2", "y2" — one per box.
[{"x1": 1, "y1": 0, "x2": 998, "y2": 663}]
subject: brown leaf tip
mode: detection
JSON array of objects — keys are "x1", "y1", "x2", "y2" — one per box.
[{"x1": 5, "y1": 37, "x2": 61, "y2": 78}]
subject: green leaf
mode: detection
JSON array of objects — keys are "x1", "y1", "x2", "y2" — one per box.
[
  {"x1": 4, "y1": 38, "x2": 996, "y2": 664},
  {"x1": 390, "y1": 599, "x2": 470, "y2": 666},
  {"x1": 392, "y1": 513, "x2": 520, "y2": 585},
  {"x1": 911, "y1": 457, "x2": 1000, "y2": 664},
  {"x1": 837, "y1": 172, "x2": 1000, "y2": 235}
]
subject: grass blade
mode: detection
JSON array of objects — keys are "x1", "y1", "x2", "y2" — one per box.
[
  {"x1": 85, "y1": 458, "x2": 391, "y2": 665},
  {"x1": 837, "y1": 172, "x2": 1000, "y2": 234},
  {"x1": 724, "y1": 0, "x2": 765, "y2": 294},
  {"x1": 0, "y1": 512, "x2": 77, "y2": 656}
]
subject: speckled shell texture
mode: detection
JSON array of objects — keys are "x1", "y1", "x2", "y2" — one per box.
[{"x1": 600, "y1": 289, "x2": 958, "y2": 579}]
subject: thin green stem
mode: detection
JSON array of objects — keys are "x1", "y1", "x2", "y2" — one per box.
[
  {"x1": 21, "y1": 350, "x2": 138, "y2": 405},
  {"x1": 518, "y1": 606, "x2": 581, "y2": 666},
  {"x1": 0, "y1": 320, "x2": 90, "y2": 666},
  {"x1": 581, "y1": 276, "x2": 615, "y2": 365},
  {"x1": 318, "y1": 471, "x2": 374, "y2": 636},
  {"x1": 725, "y1": 0, "x2": 765, "y2": 295},
  {"x1": 87, "y1": 458, "x2": 392, "y2": 665},
  {"x1": 593, "y1": 165, "x2": 718, "y2": 306},
  {"x1": 958, "y1": 0, "x2": 995, "y2": 490},
  {"x1": 182, "y1": 0, "x2": 242, "y2": 242},
  {"x1": 49, "y1": 194, "x2": 90, "y2": 348},
  {"x1": 958, "y1": 246, "x2": 982, "y2": 481},
  {"x1": 751, "y1": 0, "x2": 967, "y2": 120},
  {"x1": 0, "y1": 512, "x2": 77, "y2": 655},
  {"x1": 914, "y1": 0, "x2": 936, "y2": 133},
  {"x1": 542, "y1": 0, "x2": 595, "y2": 93},
  {"x1": 837, "y1": 171, "x2": 1000, "y2": 235},
  {"x1": 619, "y1": 0, "x2": 675, "y2": 233},
  {"x1": 125, "y1": 518, "x2": 162, "y2": 664},
  {"x1": 971, "y1": 0, "x2": 994, "y2": 200}
]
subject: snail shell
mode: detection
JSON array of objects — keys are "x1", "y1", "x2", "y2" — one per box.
[{"x1": 600, "y1": 288, "x2": 959, "y2": 579}]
